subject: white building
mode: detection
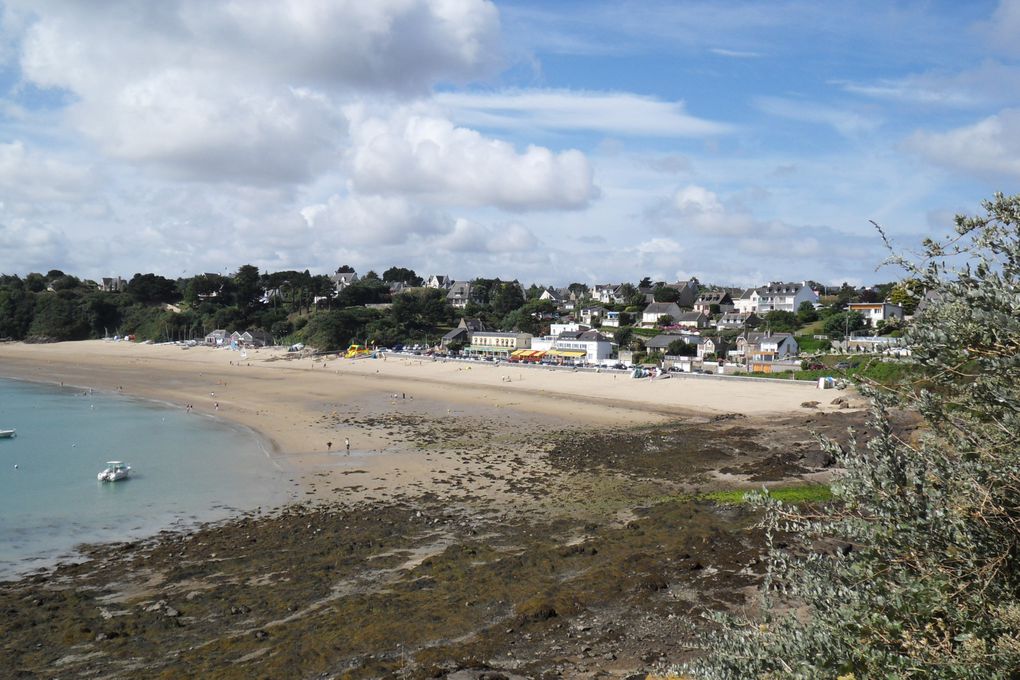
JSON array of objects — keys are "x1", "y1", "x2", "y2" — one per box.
[
  {"x1": 848, "y1": 302, "x2": 904, "y2": 328},
  {"x1": 552, "y1": 329, "x2": 614, "y2": 364}
]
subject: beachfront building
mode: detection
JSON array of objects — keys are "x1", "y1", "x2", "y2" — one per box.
[
  {"x1": 441, "y1": 317, "x2": 486, "y2": 347},
  {"x1": 463, "y1": 330, "x2": 532, "y2": 359},
  {"x1": 733, "y1": 331, "x2": 799, "y2": 362},
  {"x1": 848, "y1": 302, "x2": 904, "y2": 328},
  {"x1": 204, "y1": 329, "x2": 229, "y2": 346},
  {"x1": 551, "y1": 329, "x2": 613, "y2": 364},
  {"x1": 644, "y1": 333, "x2": 699, "y2": 355}
]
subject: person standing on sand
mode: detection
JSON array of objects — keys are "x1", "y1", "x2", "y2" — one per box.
[
  {"x1": 345, "y1": 437, "x2": 350, "y2": 454},
  {"x1": 327, "y1": 441, "x2": 332, "y2": 451}
]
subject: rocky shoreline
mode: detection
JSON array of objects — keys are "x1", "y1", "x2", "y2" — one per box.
[{"x1": 0, "y1": 407, "x2": 900, "y2": 679}]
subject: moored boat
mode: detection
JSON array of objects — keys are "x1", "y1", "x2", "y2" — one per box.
[
  {"x1": 0, "y1": 428, "x2": 15, "y2": 438},
  {"x1": 97, "y1": 461, "x2": 131, "y2": 482}
]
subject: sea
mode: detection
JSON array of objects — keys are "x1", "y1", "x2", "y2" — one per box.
[{"x1": 0, "y1": 377, "x2": 293, "y2": 580}]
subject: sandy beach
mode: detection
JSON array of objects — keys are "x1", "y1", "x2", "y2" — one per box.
[
  {"x1": 0, "y1": 340, "x2": 838, "y2": 499},
  {"x1": 0, "y1": 340, "x2": 870, "y2": 678}
]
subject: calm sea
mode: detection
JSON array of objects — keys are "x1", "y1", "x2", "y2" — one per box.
[{"x1": 0, "y1": 377, "x2": 292, "y2": 579}]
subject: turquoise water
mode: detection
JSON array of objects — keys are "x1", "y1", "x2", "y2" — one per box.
[{"x1": 0, "y1": 378, "x2": 292, "y2": 579}]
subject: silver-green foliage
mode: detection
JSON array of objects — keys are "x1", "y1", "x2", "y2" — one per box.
[{"x1": 681, "y1": 193, "x2": 1020, "y2": 679}]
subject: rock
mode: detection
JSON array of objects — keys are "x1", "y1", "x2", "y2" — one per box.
[
  {"x1": 800, "y1": 400, "x2": 819, "y2": 408},
  {"x1": 831, "y1": 396, "x2": 848, "y2": 405},
  {"x1": 253, "y1": 629, "x2": 269, "y2": 640},
  {"x1": 164, "y1": 607, "x2": 179, "y2": 618}
]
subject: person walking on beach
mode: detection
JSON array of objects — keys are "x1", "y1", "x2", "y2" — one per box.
[
  {"x1": 345, "y1": 437, "x2": 350, "y2": 454},
  {"x1": 327, "y1": 441, "x2": 332, "y2": 451}
]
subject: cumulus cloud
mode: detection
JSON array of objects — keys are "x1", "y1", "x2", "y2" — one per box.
[
  {"x1": 646, "y1": 184, "x2": 756, "y2": 235},
  {"x1": 0, "y1": 141, "x2": 94, "y2": 203},
  {"x1": 437, "y1": 218, "x2": 539, "y2": 252},
  {"x1": 12, "y1": 0, "x2": 502, "y2": 184},
  {"x1": 346, "y1": 106, "x2": 596, "y2": 210},
  {"x1": 436, "y1": 89, "x2": 732, "y2": 137},
  {"x1": 905, "y1": 109, "x2": 1020, "y2": 181},
  {"x1": 976, "y1": 0, "x2": 1020, "y2": 58},
  {"x1": 300, "y1": 192, "x2": 450, "y2": 247}
]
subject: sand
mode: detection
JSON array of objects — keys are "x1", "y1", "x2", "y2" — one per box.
[{"x1": 0, "y1": 340, "x2": 836, "y2": 499}]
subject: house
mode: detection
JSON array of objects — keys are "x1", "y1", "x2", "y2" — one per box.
[
  {"x1": 548, "y1": 329, "x2": 614, "y2": 364},
  {"x1": 696, "y1": 336, "x2": 728, "y2": 360},
  {"x1": 733, "y1": 288, "x2": 760, "y2": 314},
  {"x1": 100, "y1": 276, "x2": 126, "y2": 292},
  {"x1": 446, "y1": 281, "x2": 473, "y2": 309},
  {"x1": 848, "y1": 302, "x2": 904, "y2": 328},
  {"x1": 641, "y1": 302, "x2": 683, "y2": 326},
  {"x1": 204, "y1": 329, "x2": 229, "y2": 346},
  {"x1": 716, "y1": 311, "x2": 761, "y2": 330},
  {"x1": 756, "y1": 281, "x2": 818, "y2": 313},
  {"x1": 550, "y1": 322, "x2": 588, "y2": 335},
  {"x1": 441, "y1": 317, "x2": 486, "y2": 347},
  {"x1": 734, "y1": 332, "x2": 799, "y2": 361},
  {"x1": 663, "y1": 279, "x2": 700, "y2": 307},
  {"x1": 674, "y1": 311, "x2": 710, "y2": 329},
  {"x1": 693, "y1": 290, "x2": 733, "y2": 315},
  {"x1": 247, "y1": 330, "x2": 274, "y2": 347},
  {"x1": 388, "y1": 281, "x2": 411, "y2": 296},
  {"x1": 539, "y1": 288, "x2": 563, "y2": 304},
  {"x1": 464, "y1": 331, "x2": 533, "y2": 359},
  {"x1": 427, "y1": 275, "x2": 452, "y2": 290},
  {"x1": 330, "y1": 268, "x2": 359, "y2": 293},
  {"x1": 578, "y1": 306, "x2": 608, "y2": 326},
  {"x1": 593, "y1": 284, "x2": 626, "y2": 305},
  {"x1": 645, "y1": 333, "x2": 698, "y2": 354},
  {"x1": 601, "y1": 310, "x2": 621, "y2": 328}
]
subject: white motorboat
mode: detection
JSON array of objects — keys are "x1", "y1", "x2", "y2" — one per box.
[
  {"x1": 98, "y1": 461, "x2": 131, "y2": 482},
  {"x1": 0, "y1": 428, "x2": 15, "y2": 438}
]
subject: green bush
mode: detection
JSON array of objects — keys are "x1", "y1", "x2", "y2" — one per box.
[{"x1": 682, "y1": 193, "x2": 1020, "y2": 679}]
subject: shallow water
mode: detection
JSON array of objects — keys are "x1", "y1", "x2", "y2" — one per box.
[{"x1": 0, "y1": 378, "x2": 292, "y2": 579}]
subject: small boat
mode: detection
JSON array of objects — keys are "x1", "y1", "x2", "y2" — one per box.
[
  {"x1": 0, "y1": 428, "x2": 15, "y2": 439},
  {"x1": 98, "y1": 461, "x2": 131, "y2": 482}
]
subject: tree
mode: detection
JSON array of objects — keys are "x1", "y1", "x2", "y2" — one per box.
[
  {"x1": 490, "y1": 281, "x2": 525, "y2": 318},
  {"x1": 684, "y1": 193, "x2": 1020, "y2": 679},
  {"x1": 232, "y1": 264, "x2": 261, "y2": 309},
  {"x1": 127, "y1": 273, "x2": 181, "y2": 305},
  {"x1": 666, "y1": 339, "x2": 695, "y2": 356},
  {"x1": 638, "y1": 276, "x2": 652, "y2": 289},
  {"x1": 888, "y1": 278, "x2": 924, "y2": 315},
  {"x1": 822, "y1": 310, "x2": 865, "y2": 338},
  {"x1": 382, "y1": 266, "x2": 422, "y2": 285},
  {"x1": 797, "y1": 300, "x2": 819, "y2": 324},
  {"x1": 762, "y1": 309, "x2": 798, "y2": 333},
  {"x1": 653, "y1": 286, "x2": 680, "y2": 303}
]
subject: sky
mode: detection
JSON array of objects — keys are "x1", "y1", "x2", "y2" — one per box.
[{"x1": 0, "y1": 0, "x2": 1017, "y2": 287}]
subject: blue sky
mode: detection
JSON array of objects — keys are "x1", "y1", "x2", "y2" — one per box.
[{"x1": 0, "y1": 0, "x2": 1017, "y2": 287}]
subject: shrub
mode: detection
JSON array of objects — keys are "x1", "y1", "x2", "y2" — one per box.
[{"x1": 682, "y1": 193, "x2": 1020, "y2": 679}]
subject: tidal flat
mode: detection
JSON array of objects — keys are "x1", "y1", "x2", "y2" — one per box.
[{"x1": 0, "y1": 407, "x2": 908, "y2": 679}]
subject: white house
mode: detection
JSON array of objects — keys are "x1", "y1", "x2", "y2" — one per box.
[
  {"x1": 578, "y1": 306, "x2": 607, "y2": 326},
  {"x1": 674, "y1": 311, "x2": 710, "y2": 329},
  {"x1": 641, "y1": 302, "x2": 683, "y2": 326},
  {"x1": 848, "y1": 302, "x2": 904, "y2": 328},
  {"x1": 601, "y1": 310, "x2": 621, "y2": 328},
  {"x1": 330, "y1": 269, "x2": 359, "y2": 293},
  {"x1": 593, "y1": 284, "x2": 626, "y2": 305},
  {"x1": 734, "y1": 332, "x2": 799, "y2": 361},
  {"x1": 551, "y1": 329, "x2": 614, "y2": 364},
  {"x1": 427, "y1": 275, "x2": 452, "y2": 289},
  {"x1": 693, "y1": 290, "x2": 734, "y2": 315},
  {"x1": 733, "y1": 288, "x2": 760, "y2": 314},
  {"x1": 756, "y1": 282, "x2": 818, "y2": 313}
]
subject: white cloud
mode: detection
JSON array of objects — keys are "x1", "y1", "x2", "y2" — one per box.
[
  {"x1": 346, "y1": 105, "x2": 596, "y2": 210},
  {"x1": 646, "y1": 184, "x2": 756, "y2": 236},
  {"x1": 301, "y1": 193, "x2": 449, "y2": 247},
  {"x1": 977, "y1": 0, "x2": 1020, "y2": 58},
  {"x1": 437, "y1": 89, "x2": 732, "y2": 138},
  {"x1": 437, "y1": 218, "x2": 539, "y2": 252},
  {"x1": 0, "y1": 141, "x2": 94, "y2": 203},
  {"x1": 709, "y1": 47, "x2": 762, "y2": 59},
  {"x1": 755, "y1": 96, "x2": 881, "y2": 137},
  {"x1": 905, "y1": 109, "x2": 1020, "y2": 181},
  {"x1": 12, "y1": 0, "x2": 502, "y2": 185}
]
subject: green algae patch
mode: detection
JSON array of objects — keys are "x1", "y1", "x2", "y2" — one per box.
[{"x1": 702, "y1": 484, "x2": 833, "y2": 505}]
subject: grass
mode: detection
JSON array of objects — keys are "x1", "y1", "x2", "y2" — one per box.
[{"x1": 702, "y1": 484, "x2": 833, "y2": 505}]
